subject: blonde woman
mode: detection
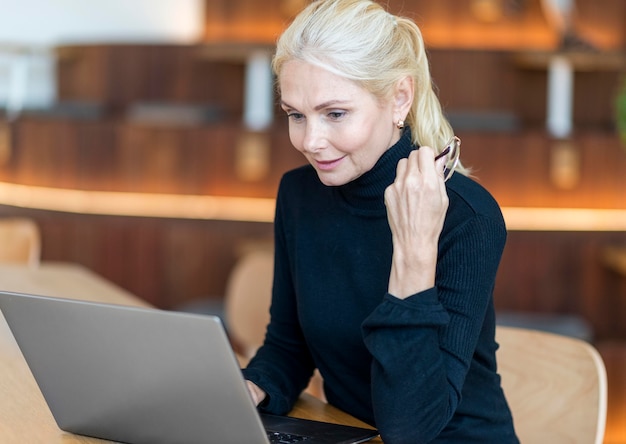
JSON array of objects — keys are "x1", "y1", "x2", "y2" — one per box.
[{"x1": 242, "y1": 0, "x2": 518, "y2": 442}]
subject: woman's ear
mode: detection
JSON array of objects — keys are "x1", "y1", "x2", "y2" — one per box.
[{"x1": 393, "y1": 76, "x2": 414, "y2": 122}]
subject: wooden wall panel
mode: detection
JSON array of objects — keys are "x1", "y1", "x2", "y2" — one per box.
[
  {"x1": 495, "y1": 231, "x2": 626, "y2": 340},
  {"x1": 52, "y1": 47, "x2": 626, "y2": 139},
  {"x1": 3, "y1": 118, "x2": 306, "y2": 196},
  {"x1": 0, "y1": 205, "x2": 274, "y2": 309},
  {"x1": 457, "y1": 130, "x2": 626, "y2": 209},
  {"x1": 203, "y1": 0, "x2": 626, "y2": 50},
  {"x1": 429, "y1": 50, "x2": 519, "y2": 112},
  {"x1": 57, "y1": 45, "x2": 246, "y2": 118},
  {"x1": 4, "y1": 118, "x2": 625, "y2": 209},
  {"x1": 428, "y1": 50, "x2": 625, "y2": 132}
]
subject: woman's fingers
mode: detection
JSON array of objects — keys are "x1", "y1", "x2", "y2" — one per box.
[
  {"x1": 385, "y1": 145, "x2": 449, "y2": 238},
  {"x1": 391, "y1": 146, "x2": 441, "y2": 194}
]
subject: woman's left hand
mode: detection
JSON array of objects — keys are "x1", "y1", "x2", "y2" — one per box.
[{"x1": 384, "y1": 145, "x2": 449, "y2": 298}]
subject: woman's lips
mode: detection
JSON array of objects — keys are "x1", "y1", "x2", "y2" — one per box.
[{"x1": 315, "y1": 156, "x2": 345, "y2": 171}]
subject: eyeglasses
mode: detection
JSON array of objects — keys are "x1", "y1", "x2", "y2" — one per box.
[{"x1": 434, "y1": 136, "x2": 461, "y2": 182}]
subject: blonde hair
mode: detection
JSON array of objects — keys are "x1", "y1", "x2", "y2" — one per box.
[{"x1": 273, "y1": 0, "x2": 467, "y2": 175}]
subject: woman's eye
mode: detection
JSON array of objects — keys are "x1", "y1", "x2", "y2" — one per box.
[
  {"x1": 287, "y1": 112, "x2": 304, "y2": 122},
  {"x1": 328, "y1": 111, "x2": 345, "y2": 120}
]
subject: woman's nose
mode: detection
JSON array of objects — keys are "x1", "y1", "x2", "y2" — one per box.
[{"x1": 302, "y1": 121, "x2": 326, "y2": 153}]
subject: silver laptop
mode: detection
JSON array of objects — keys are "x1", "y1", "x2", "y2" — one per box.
[{"x1": 0, "y1": 291, "x2": 378, "y2": 444}]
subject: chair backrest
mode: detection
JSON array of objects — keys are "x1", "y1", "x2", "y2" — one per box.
[
  {"x1": 223, "y1": 249, "x2": 274, "y2": 359},
  {"x1": 223, "y1": 248, "x2": 327, "y2": 400},
  {"x1": 0, "y1": 217, "x2": 41, "y2": 268},
  {"x1": 496, "y1": 325, "x2": 607, "y2": 444}
]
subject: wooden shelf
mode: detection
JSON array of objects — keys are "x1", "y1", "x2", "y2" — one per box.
[
  {"x1": 513, "y1": 50, "x2": 626, "y2": 72},
  {"x1": 195, "y1": 42, "x2": 274, "y2": 62}
]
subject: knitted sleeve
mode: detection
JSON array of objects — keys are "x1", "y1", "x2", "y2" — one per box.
[{"x1": 362, "y1": 214, "x2": 507, "y2": 443}]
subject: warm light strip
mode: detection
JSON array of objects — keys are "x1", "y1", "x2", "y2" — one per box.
[
  {"x1": 502, "y1": 207, "x2": 626, "y2": 232},
  {"x1": 0, "y1": 182, "x2": 276, "y2": 223},
  {"x1": 0, "y1": 182, "x2": 625, "y2": 231}
]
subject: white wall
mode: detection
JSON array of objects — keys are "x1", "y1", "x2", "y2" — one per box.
[
  {"x1": 0, "y1": 49, "x2": 56, "y2": 115},
  {"x1": 0, "y1": 0, "x2": 205, "y2": 45}
]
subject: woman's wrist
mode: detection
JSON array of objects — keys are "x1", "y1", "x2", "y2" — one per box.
[
  {"x1": 246, "y1": 380, "x2": 268, "y2": 406},
  {"x1": 388, "y1": 249, "x2": 437, "y2": 299}
]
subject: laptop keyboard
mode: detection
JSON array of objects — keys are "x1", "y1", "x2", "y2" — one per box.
[{"x1": 266, "y1": 431, "x2": 311, "y2": 443}]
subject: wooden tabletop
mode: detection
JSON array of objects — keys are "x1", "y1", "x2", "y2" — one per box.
[
  {"x1": 0, "y1": 262, "x2": 150, "y2": 307},
  {"x1": 0, "y1": 262, "x2": 380, "y2": 443},
  {"x1": 290, "y1": 394, "x2": 382, "y2": 442}
]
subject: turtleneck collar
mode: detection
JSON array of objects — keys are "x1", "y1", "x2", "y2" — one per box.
[{"x1": 336, "y1": 128, "x2": 415, "y2": 215}]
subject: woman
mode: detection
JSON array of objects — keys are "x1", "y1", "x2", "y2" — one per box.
[{"x1": 242, "y1": 0, "x2": 518, "y2": 442}]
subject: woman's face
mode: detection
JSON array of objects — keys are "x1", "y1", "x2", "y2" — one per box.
[{"x1": 279, "y1": 60, "x2": 401, "y2": 186}]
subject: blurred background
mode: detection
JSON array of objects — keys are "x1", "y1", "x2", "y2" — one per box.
[{"x1": 0, "y1": 0, "x2": 624, "y2": 441}]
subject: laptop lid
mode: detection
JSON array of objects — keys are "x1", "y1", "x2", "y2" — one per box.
[{"x1": 0, "y1": 291, "x2": 378, "y2": 444}]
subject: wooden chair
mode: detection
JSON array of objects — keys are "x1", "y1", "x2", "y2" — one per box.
[
  {"x1": 223, "y1": 249, "x2": 274, "y2": 360},
  {"x1": 223, "y1": 248, "x2": 326, "y2": 400},
  {"x1": 496, "y1": 325, "x2": 607, "y2": 444},
  {"x1": 0, "y1": 217, "x2": 41, "y2": 268}
]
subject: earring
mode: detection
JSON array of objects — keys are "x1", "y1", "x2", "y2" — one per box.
[{"x1": 396, "y1": 119, "x2": 404, "y2": 129}]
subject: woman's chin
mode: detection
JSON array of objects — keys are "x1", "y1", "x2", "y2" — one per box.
[{"x1": 315, "y1": 170, "x2": 353, "y2": 187}]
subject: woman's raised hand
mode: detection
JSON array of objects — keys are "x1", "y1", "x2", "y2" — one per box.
[{"x1": 384, "y1": 146, "x2": 449, "y2": 298}]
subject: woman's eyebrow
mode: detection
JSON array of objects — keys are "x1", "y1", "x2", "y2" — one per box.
[
  {"x1": 313, "y1": 100, "x2": 349, "y2": 111},
  {"x1": 280, "y1": 99, "x2": 349, "y2": 111}
]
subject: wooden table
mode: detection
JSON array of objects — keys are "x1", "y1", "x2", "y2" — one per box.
[
  {"x1": 0, "y1": 262, "x2": 381, "y2": 443},
  {"x1": 0, "y1": 262, "x2": 150, "y2": 307},
  {"x1": 290, "y1": 394, "x2": 381, "y2": 442}
]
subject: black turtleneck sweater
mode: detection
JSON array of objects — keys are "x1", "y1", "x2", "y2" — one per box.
[{"x1": 242, "y1": 130, "x2": 519, "y2": 443}]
